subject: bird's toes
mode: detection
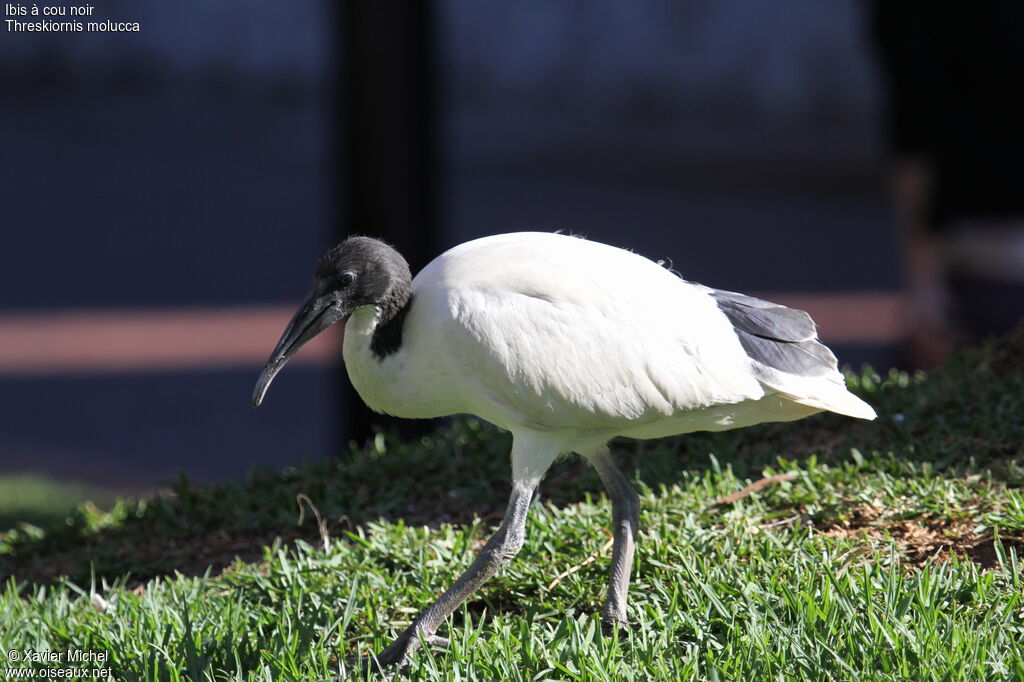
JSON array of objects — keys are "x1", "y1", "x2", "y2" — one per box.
[
  {"x1": 346, "y1": 653, "x2": 405, "y2": 680},
  {"x1": 600, "y1": 616, "x2": 635, "y2": 638},
  {"x1": 350, "y1": 630, "x2": 446, "y2": 678},
  {"x1": 328, "y1": 656, "x2": 376, "y2": 681},
  {"x1": 425, "y1": 634, "x2": 450, "y2": 648}
]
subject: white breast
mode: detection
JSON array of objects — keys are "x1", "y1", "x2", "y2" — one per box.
[{"x1": 342, "y1": 296, "x2": 466, "y2": 420}]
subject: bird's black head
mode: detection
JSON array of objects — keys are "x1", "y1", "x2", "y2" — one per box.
[
  {"x1": 252, "y1": 236, "x2": 412, "y2": 407},
  {"x1": 313, "y1": 236, "x2": 412, "y2": 320}
]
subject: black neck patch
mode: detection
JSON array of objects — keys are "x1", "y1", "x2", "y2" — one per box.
[
  {"x1": 314, "y1": 234, "x2": 415, "y2": 360},
  {"x1": 370, "y1": 287, "x2": 413, "y2": 359}
]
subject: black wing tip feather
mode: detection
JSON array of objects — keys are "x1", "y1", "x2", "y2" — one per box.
[
  {"x1": 710, "y1": 289, "x2": 817, "y2": 342},
  {"x1": 734, "y1": 330, "x2": 837, "y2": 378},
  {"x1": 710, "y1": 289, "x2": 836, "y2": 378}
]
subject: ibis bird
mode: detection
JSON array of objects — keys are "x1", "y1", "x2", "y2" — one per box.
[{"x1": 253, "y1": 231, "x2": 875, "y2": 668}]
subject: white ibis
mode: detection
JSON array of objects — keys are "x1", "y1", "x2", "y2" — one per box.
[{"x1": 253, "y1": 231, "x2": 875, "y2": 669}]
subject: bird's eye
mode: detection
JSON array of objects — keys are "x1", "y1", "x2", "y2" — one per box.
[{"x1": 338, "y1": 272, "x2": 356, "y2": 288}]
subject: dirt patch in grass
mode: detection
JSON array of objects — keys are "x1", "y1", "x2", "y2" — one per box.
[{"x1": 819, "y1": 503, "x2": 1024, "y2": 570}]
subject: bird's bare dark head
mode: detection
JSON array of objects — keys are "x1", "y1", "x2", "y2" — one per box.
[
  {"x1": 252, "y1": 236, "x2": 412, "y2": 407},
  {"x1": 313, "y1": 236, "x2": 412, "y2": 313}
]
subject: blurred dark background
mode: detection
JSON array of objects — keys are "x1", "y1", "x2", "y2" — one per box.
[{"x1": 1, "y1": 1, "x2": 1020, "y2": 496}]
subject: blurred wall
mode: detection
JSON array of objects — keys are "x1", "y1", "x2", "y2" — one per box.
[
  {"x1": 1, "y1": 1, "x2": 903, "y2": 490},
  {"x1": 447, "y1": 0, "x2": 876, "y2": 130}
]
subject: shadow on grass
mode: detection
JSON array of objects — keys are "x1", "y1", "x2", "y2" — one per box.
[{"x1": 3, "y1": 325, "x2": 1023, "y2": 587}]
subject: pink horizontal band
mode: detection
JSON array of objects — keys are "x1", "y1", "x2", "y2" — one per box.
[
  {"x1": 768, "y1": 292, "x2": 907, "y2": 344},
  {"x1": 0, "y1": 293, "x2": 905, "y2": 376},
  {"x1": 0, "y1": 305, "x2": 342, "y2": 375}
]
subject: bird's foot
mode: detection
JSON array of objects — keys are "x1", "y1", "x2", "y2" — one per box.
[
  {"x1": 600, "y1": 615, "x2": 635, "y2": 638},
  {"x1": 352, "y1": 629, "x2": 450, "y2": 678},
  {"x1": 424, "y1": 634, "x2": 450, "y2": 648}
]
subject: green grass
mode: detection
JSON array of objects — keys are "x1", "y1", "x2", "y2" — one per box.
[
  {"x1": 0, "y1": 473, "x2": 120, "y2": 532},
  {"x1": 2, "y1": 333, "x2": 1023, "y2": 681}
]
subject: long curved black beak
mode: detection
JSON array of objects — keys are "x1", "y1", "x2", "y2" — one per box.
[{"x1": 253, "y1": 291, "x2": 344, "y2": 407}]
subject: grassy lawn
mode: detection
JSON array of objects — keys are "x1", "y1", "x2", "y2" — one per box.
[
  {"x1": 2, "y1": 327, "x2": 1023, "y2": 681},
  {"x1": 0, "y1": 474, "x2": 120, "y2": 532}
]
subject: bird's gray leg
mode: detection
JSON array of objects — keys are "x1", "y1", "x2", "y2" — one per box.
[
  {"x1": 588, "y1": 448, "x2": 640, "y2": 633},
  {"x1": 368, "y1": 481, "x2": 536, "y2": 670}
]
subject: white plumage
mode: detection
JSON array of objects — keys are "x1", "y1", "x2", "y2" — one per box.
[
  {"x1": 346, "y1": 232, "x2": 871, "y2": 442},
  {"x1": 254, "y1": 231, "x2": 875, "y2": 669}
]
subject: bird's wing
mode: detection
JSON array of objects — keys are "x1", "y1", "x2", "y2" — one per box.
[
  {"x1": 709, "y1": 289, "x2": 836, "y2": 377},
  {"x1": 706, "y1": 288, "x2": 875, "y2": 419},
  {"x1": 427, "y1": 234, "x2": 767, "y2": 431}
]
